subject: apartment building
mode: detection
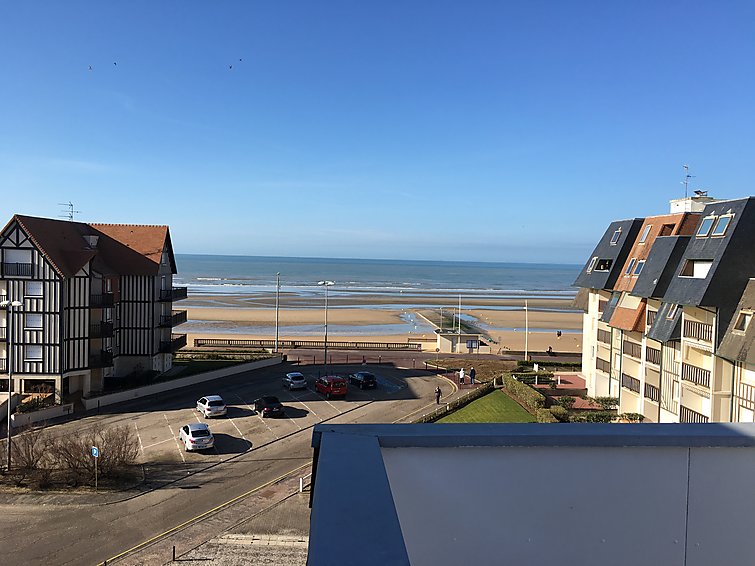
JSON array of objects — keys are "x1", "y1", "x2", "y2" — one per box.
[
  {"x1": 0, "y1": 214, "x2": 187, "y2": 402},
  {"x1": 575, "y1": 196, "x2": 755, "y2": 422}
]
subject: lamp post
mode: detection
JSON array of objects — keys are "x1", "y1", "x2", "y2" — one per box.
[
  {"x1": 275, "y1": 272, "x2": 280, "y2": 353},
  {"x1": 524, "y1": 299, "x2": 529, "y2": 362},
  {"x1": 318, "y1": 281, "x2": 335, "y2": 374},
  {"x1": 1, "y1": 299, "x2": 22, "y2": 472}
]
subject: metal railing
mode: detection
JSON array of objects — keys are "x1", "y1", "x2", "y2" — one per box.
[
  {"x1": 645, "y1": 346, "x2": 661, "y2": 366},
  {"x1": 644, "y1": 382, "x2": 660, "y2": 403},
  {"x1": 159, "y1": 287, "x2": 188, "y2": 302},
  {"x1": 646, "y1": 309, "x2": 657, "y2": 327},
  {"x1": 2, "y1": 262, "x2": 33, "y2": 277},
  {"x1": 621, "y1": 373, "x2": 641, "y2": 393},
  {"x1": 681, "y1": 362, "x2": 711, "y2": 388},
  {"x1": 0, "y1": 327, "x2": 5, "y2": 341},
  {"x1": 160, "y1": 310, "x2": 188, "y2": 327},
  {"x1": 193, "y1": 338, "x2": 423, "y2": 351},
  {"x1": 90, "y1": 293, "x2": 115, "y2": 308},
  {"x1": 680, "y1": 405, "x2": 709, "y2": 423},
  {"x1": 89, "y1": 350, "x2": 114, "y2": 368},
  {"x1": 622, "y1": 340, "x2": 642, "y2": 359},
  {"x1": 597, "y1": 329, "x2": 611, "y2": 344},
  {"x1": 596, "y1": 357, "x2": 611, "y2": 374},
  {"x1": 683, "y1": 320, "x2": 713, "y2": 342},
  {"x1": 160, "y1": 333, "x2": 187, "y2": 353},
  {"x1": 89, "y1": 321, "x2": 114, "y2": 339}
]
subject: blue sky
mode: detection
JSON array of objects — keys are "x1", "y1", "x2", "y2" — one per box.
[{"x1": 1, "y1": 1, "x2": 754, "y2": 264}]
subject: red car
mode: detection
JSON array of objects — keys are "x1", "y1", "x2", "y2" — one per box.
[{"x1": 315, "y1": 375, "x2": 348, "y2": 399}]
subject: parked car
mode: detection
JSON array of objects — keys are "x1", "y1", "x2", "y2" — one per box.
[
  {"x1": 196, "y1": 395, "x2": 227, "y2": 418},
  {"x1": 315, "y1": 375, "x2": 348, "y2": 399},
  {"x1": 179, "y1": 423, "x2": 215, "y2": 451},
  {"x1": 349, "y1": 371, "x2": 377, "y2": 389},
  {"x1": 283, "y1": 372, "x2": 307, "y2": 391},
  {"x1": 254, "y1": 395, "x2": 285, "y2": 417}
]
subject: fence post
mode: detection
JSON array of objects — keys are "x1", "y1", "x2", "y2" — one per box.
[
  {"x1": 346, "y1": 354, "x2": 349, "y2": 364},
  {"x1": 379, "y1": 355, "x2": 382, "y2": 365},
  {"x1": 173, "y1": 546, "x2": 176, "y2": 562},
  {"x1": 413, "y1": 359, "x2": 415, "y2": 368}
]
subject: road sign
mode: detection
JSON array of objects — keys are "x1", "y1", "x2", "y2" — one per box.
[{"x1": 91, "y1": 446, "x2": 99, "y2": 458}]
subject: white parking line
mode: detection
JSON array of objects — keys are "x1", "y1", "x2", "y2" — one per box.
[
  {"x1": 134, "y1": 423, "x2": 144, "y2": 453},
  {"x1": 142, "y1": 437, "x2": 174, "y2": 450},
  {"x1": 285, "y1": 389, "x2": 318, "y2": 417},
  {"x1": 235, "y1": 393, "x2": 279, "y2": 440},
  {"x1": 309, "y1": 387, "x2": 339, "y2": 411},
  {"x1": 164, "y1": 414, "x2": 186, "y2": 464},
  {"x1": 228, "y1": 416, "x2": 246, "y2": 440}
]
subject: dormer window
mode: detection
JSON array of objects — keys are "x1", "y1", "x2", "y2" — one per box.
[
  {"x1": 633, "y1": 260, "x2": 646, "y2": 276},
  {"x1": 625, "y1": 258, "x2": 636, "y2": 275},
  {"x1": 734, "y1": 311, "x2": 752, "y2": 332},
  {"x1": 667, "y1": 303, "x2": 679, "y2": 319},
  {"x1": 679, "y1": 259, "x2": 713, "y2": 279},
  {"x1": 595, "y1": 259, "x2": 613, "y2": 271},
  {"x1": 586, "y1": 257, "x2": 598, "y2": 273},
  {"x1": 610, "y1": 228, "x2": 622, "y2": 245},
  {"x1": 696, "y1": 215, "x2": 716, "y2": 237},
  {"x1": 638, "y1": 225, "x2": 652, "y2": 244},
  {"x1": 711, "y1": 214, "x2": 733, "y2": 237}
]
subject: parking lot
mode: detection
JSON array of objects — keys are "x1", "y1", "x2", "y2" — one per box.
[{"x1": 52, "y1": 362, "x2": 434, "y2": 481}]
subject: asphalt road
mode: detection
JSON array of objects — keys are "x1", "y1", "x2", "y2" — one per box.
[{"x1": 0, "y1": 361, "x2": 452, "y2": 566}]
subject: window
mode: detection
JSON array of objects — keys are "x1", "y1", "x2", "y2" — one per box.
[
  {"x1": 711, "y1": 214, "x2": 733, "y2": 237},
  {"x1": 5, "y1": 249, "x2": 31, "y2": 263},
  {"x1": 696, "y1": 216, "x2": 716, "y2": 237},
  {"x1": 25, "y1": 281, "x2": 43, "y2": 296},
  {"x1": 25, "y1": 345, "x2": 42, "y2": 361},
  {"x1": 586, "y1": 257, "x2": 598, "y2": 273},
  {"x1": 625, "y1": 258, "x2": 636, "y2": 275},
  {"x1": 667, "y1": 303, "x2": 679, "y2": 319},
  {"x1": 25, "y1": 314, "x2": 42, "y2": 329},
  {"x1": 639, "y1": 225, "x2": 652, "y2": 243},
  {"x1": 595, "y1": 259, "x2": 613, "y2": 271},
  {"x1": 734, "y1": 311, "x2": 752, "y2": 332},
  {"x1": 619, "y1": 293, "x2": 641, "y2": 310},
  {"x1": 679, "y1": 259, "x2": 713, "y2": 279},
  {"x1": 660, "y1": 224, "x2": 674, "y2": 236},
  {"x1": 633, "y1": 260, "x2": 646, "y2": 276},
  {"x1": 610, "y1": 228, "x2": 622, "y2": 245}
]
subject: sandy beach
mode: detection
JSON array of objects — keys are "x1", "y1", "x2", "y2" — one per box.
[{"x1": 181, "y1": 294, "x2": 583, "y2": 354}]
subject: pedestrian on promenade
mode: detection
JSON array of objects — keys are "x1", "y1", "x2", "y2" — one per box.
[
  {"x1": 459, "y1": 367, "x2": 465, "y2": 385},
  {"x1": 470, "y1": 366, "x2": 476, "y2": 385},
  {"x1": 435, "y1": 386, "x2": 441, "y2": 404}
]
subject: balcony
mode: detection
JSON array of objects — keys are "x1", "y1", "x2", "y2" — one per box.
[
  {"x1": 0, "y1": 358, "x2": 5, "y2": 372},
  {"x1": 646, "y1": 309, "x2": 657, "y2": 327},
  {"x1": 644, "y1": 382, "x2": 660, "y2": 403},
  {"x1": 2, "y1": 262, "x2": 33, "y2": 277},
  {"x1": 621, "y1": 373, "x2": 641, "y2": 394},
  {"x1": 160, "y1": 333, "x2": 187, "y2": 353},
  {"x1": 597, "y1": 329, "x2": 611, "y2": 344},
  {"x1": 159, "y1": 310, "x2": 188, "y2": 328},
  {"x1": 159, "y1": 287, "x2": 188, "y2": 302},
  {"x1": 680, "y1": 405, "x2": 709, "y2": 423},
  {"x1": 89, "y1": 350, "x2": 114, "y2": 368},
  {"x1": 89, "y1": 321, "x2": 114, "y2": 339},
  {"x1": 681, "y1": 362, "x2": 711, "y2": 388},
  {"x1": 90, "y1": 293, "x2": 115, "y2": 308},
  {"x1": 622, "y1": 340, "x2": 642, "y2": 359},
  {"x1": 596, "y1": 357, "x2": 611, "y2": 374},
  {"x1": 645, "y1": 346, "x2": 661, "y2": 366},
  {"x1": 0, "y1": 327, "x2": 5, "y2": 341},
  {"x1": 683, "y1": 320, "x2": 713, "y2": 342}
]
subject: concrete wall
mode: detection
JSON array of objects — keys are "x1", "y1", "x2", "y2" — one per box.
[
  {"x1": 82, "y1": 356, "x2": 281, "y2": 410},
  {"x1": 11, "y1": 403, "x2": 74, "y2": 428}
]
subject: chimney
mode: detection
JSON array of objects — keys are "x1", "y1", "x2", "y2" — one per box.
[{"x1": 669, "y1": 195, "x2": 717, "y2": 214}]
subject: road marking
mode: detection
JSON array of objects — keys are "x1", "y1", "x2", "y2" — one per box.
[
  {"x1": 309, "y1": 387, "x2": 339, "y2": 411},
  {"x1": 164, "y1": 414, "x2": 186, "y2": 464},
  {"x1": 236, "y1": 393, "x2": 279, "y2": 440},
  {"x1": 141, "y1": 437, "x2": 173, "y2": 450},
  {"x1": 228, "y1": 416, "x2": 246, "y2": 440},
  {"x1": 284, "y1": 389, "x2": 318, "y2": 417},
  {"x1": 98, "y1": 462, "x2": 312, "y2": 566},
  {"x1": 134, "y1": 423, "x2": 144, "y2": 453}
]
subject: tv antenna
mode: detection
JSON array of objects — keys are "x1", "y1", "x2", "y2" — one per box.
[
  {"x1": 58, "y1": 201, "x2": 81, "y2": 221},
  {"x1": 681, "y1": 164, "x2": 695, "y2": 198}
]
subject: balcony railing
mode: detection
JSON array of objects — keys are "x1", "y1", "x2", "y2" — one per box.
[
  {"x1": 89, "y1": 350, "x2": 114, "y2": 368},
  {"x1": 644, "y1": 382, "x2": 660, "y2": 403},
  {"x1": 0, "y1": 327, "x2": 5, "y2": 341},
  {"x1": 621, "y1": 373, "x2": 641, "y2": 393},
  {"x1": 645, "y1": 346, "x2": 661, "y2": 366},
  {"x1": 159, "y1": 333, "x2": 187, "y2": 353},
  {"x1": 646, "y1": 309, "x2": 657, "y2": 327},
  {"x1": 622, "y1": 340, "x2": 642, "y2": 359},
  {"x1": 683, "y1": 320, "x2": 713, "y2": 342},
  {"x1": 596, "y1": 357, "x2": 611, "y2": 374},
  {"x1": 2, "y1": 262, "x2": 33, "y2": 277},
  {"x1": 597, "y1": 329, "x2": 611, "y2": 344},
  {"x1": 0, "y1": 358, "x2": 6, "y2": 372},
  {"x1": 598, "y1": 300, "x2": 608, "y2": 314},
  {"x1": 90, "y1": 293, "x2": 115, "y2": 308},
  {"x1": 737, "y1": 382, "x2": 755, "y2": 409},
  {"x1": 159, "y1": 310, "x2": 188, "y2": 328},
  {"x1": 89, "y1": 321, "x2": 114, "y2": 339},
  {"x1": 680, "y1": 405, "x2": 709, "y2": 423},
  {"x1": 159, "y1": 287, "x2": 188, "y2": 302},
  {"x1": 681, "y1": 362, "x2": 711, "y2": 388}
]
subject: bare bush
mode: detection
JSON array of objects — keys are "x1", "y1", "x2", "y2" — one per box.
[{"x1": 10, "y1": 426, "x2": 50, "y2": 486}]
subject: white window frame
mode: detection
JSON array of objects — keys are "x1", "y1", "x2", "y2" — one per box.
[
  {"x1": 625, "y1": 258, "x2": 636, "y2": 275},
  {"x1": 633, "y1": 260, "x2": 646, "y2": 276},
  {"x1": 586, "y1": 257, "x2": 598, "y2": 273},
  {"x1": 734, "y1": 311, "x2": 752, "y2": 332},
  {"x1": 679, "y1": 259, "x2": 713, "y2": 279},
  {"x1": 638, "y1": 225, "x2": 652, "y2": 244},
  {"x1": 667, "y1": 304, "x2": 679, "y2": 320},
  {"x1": 711, "y1": 214, "x2": 733, "y2": 237},
  {"x1": 25, "y1": 345, "x2": 43, "y2": 361},
  {"x1": 696, "y1": 215, "x2": 716, "y2": 237},
  {"x1": 609, "y1": 229, "x2": 622, "y2": 245}
]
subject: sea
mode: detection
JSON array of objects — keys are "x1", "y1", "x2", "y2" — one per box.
[{"x1": 175, "y1": 255, "x2": 582, "y2": 337}]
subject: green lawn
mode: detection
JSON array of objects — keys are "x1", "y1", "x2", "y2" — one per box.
[{"x1": 438, "y1": 390, "x2": 536, "y2": 423}]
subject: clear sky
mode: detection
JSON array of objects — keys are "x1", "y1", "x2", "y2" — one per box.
[{"x1": 2, "y1": 1, "x2": 754, "y2": 264}]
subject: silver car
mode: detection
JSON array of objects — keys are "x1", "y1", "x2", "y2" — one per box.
[
  {"x1": 196, "y1": 395, "x2": 227, "y2": 418},
  {"x1": 179, "y1": 423, "x2": 215, "y2": 451},
  {"x1": 282, "y1": 372, "x2": 307, "y2": 391}
]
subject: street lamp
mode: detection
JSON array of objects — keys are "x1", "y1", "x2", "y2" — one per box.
[
  {"x1": 1, "y1": 299, "x2": 22, "y2": 472},
  {"x1": 275, "y1": 272, "x2": 280, "y2": 353},
  {"x1": 318, "y1": 281, "x2": 335, "y2": 374}
]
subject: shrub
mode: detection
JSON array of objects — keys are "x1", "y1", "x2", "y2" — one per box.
[
  {"x1": 557, "y1": 396, "x2": 576, "y2": 410},
  {"x1": 503, "y1": 374, "x2": 546, "y2": 412},
  {"x1": 591, "y1": 396, "x2": 619, "y2": 410},
  {"x1": 620, "y1": 413, "x2": 646, "y2": 423},
  {"x1": 583, "y1": 411, "x2": 616, "y2": 423},
  {"x1": 549, "y1": 405, "x2": 569, "y2": 422},
  {"x1": 536, "y1": 408, "x2": 559, "y2": 423}
]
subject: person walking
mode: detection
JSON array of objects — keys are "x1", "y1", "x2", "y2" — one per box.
[
  {"x1": 469, "y1": 366, "x2": 476, "y2": 385},
  {"x1": 459, "y1": 367, "x2": 465, "y2": 385},
  {"x1": 435, "y1": 386, "x2": 441, "y2": 404}
]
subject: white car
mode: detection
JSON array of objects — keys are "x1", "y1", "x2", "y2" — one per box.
[
  {"x1": 196, "y1": 395, "x2": 227, "y2": 418},
  {"x1": 282, "y1": 372, "x2": 307, "y2": 391},
  {"x1": 178, "y1": 423, "x2": 215, "y2": 451}
]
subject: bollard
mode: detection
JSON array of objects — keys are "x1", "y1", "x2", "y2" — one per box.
[
  {"x1": 297, "y1": 356, "x2": 300, "y2": 364},
  {"x1": 413, "y1": 359, "x2": 416, "y2": 368},
  {"x1": 379, "y1": 355, "x2": 382, "y2": 364},
  {"x1": 313, "y1": 355, "x2": 316, "y2": 365},
  {"x1": 346, "y1": 354, "x2": 349, "y2": 364},
  {"x1": 97, "y1": 400, "x2": 101, "y2": 415},
  {"x1": 173, "y1": 546, "x2": 176, "y2": 561},
  {"x1": 300, "y1": 477, "x2": 304, "y2": 493}
]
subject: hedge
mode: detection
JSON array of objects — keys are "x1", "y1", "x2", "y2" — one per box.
[
  {"x1": 516, "y1": 360, "x2": 582, "y2": 369},
  {"x1": 536, "y1": 408, "x2": 559, "y2": 423},
  {"x1": 510, "y1": 371, "x2": 555, "y2": 385},
  {"x1": 502, "y1": 374, "x2": 546, "y2": 412},
  {"x1": 549, "y1": 405, "x2": 569, "y2": 422},
  {"x1": 414, "y1": 382, "x2": 495, "y2": 423}
]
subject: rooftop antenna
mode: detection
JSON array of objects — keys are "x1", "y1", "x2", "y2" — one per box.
[
  {"x1": 682, "y1": 164, "x2": 695, "y2": 198},
  {"x1": 58, "y1": 201, "x2": 81, "y2": 221}
]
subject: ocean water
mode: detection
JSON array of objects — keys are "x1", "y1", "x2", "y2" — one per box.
[{"x1": 174, "y1": 254, "x2": 581, "y2": 300}]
